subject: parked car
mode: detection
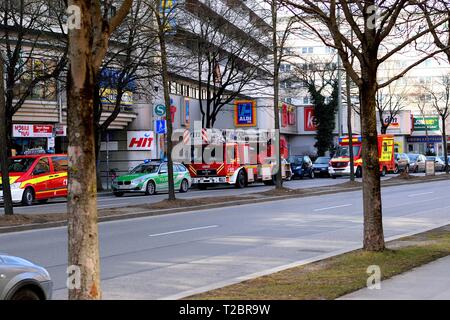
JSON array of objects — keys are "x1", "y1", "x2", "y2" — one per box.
[
  {"x1": 407, "y1": 154, "x2": 427, "y2": 173},
  {"x1": 112, "y1": 161, "x2": 192, "y2": 196},
  {"x1": 0, "y1": 254, "x2": 52, "y2": 300},
  {"x1": 426, "y1": 156, "x2": 446, "y2": 172},
  {"x1": 0, "y1": 153, "x2": 68, "y2": 206},
  {"x1": 394, "y1": 153, "x2": 410, "y2": 174},
  {"x1": 439, "y1": 156, "x2": 450, "y2": 166},
  {"x1": 312, "y1": 156, "x2": 331, "y2": 177},
  {"x1": 288, "y1": 155, "x2": 315, "y2": 179}
]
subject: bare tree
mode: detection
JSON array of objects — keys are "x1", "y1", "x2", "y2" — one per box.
[
  {"x1": 414, "y1": 87, "x2": 431, "y2": 154},
  {"x1": 66, "y1": 0, "x2": 132, "y2": 300},
  {"x1": 93, "y1": 0, "x2": 159, "y2": 190},
  {"x1": 283, "y1": 0, "x2": 448, "y2": 251},
  {"x1": 376, "y1": 84, "x2": 407, "y2": 134},
  {"x1": 0, "y1": 0, "x2": 67, "y2": 215},
  {"x1": 182, "y1": 0, "x2": 271, "y2": 128},
  {"x1": 145, "y1": 0, "x2": 179, "y2": 201},
  {"x1": 425, "y1": 75, "x2": 450, "y2": 171}
]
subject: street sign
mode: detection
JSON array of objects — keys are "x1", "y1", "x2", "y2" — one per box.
[
  {"x1": 154, "y1": 104, "x2": 166, "y2": 117},
  {"x1": 155, "y1": 119, "x2": 167, "y2": 134}
]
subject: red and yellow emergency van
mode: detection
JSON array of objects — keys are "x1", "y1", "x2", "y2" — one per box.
[
  {"x1": 329, "y1": 135, "x2": 395, "y2": 178},
  {"x1": 0, "y1": 154, "x2": 68, "y2": 206}
]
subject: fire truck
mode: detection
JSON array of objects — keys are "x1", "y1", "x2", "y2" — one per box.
[
  {"x1": 329, "y1": 134, "x2": 395, "y2": 179},
  {"x1": 185, "y1": 129, "x2": 291, "y2": 189}
]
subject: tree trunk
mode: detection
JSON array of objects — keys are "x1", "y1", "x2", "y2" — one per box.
[
  {"x1": 158, "y1": 31, "x2": 176, "y2": 201},
  {"x1": 360, "y1": 77, "x2": 385, "y2": 252},
  {"x1": 0, "y1": 61, "x2": 14, "y2": 215},
  {"x1": 346, "y1": 71, "x2": 355, "y2": 181},
  {"x1": 271, "y1": 0, "x2": 283, "y2": 189},
  {"x1": 66, "y1": 4, "x2": 101, "y2": 299},
  {"x1": 442, "y1": 116, "x2": 449, "y2": 174}
]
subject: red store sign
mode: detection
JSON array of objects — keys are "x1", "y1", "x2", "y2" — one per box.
[{"x1": 304, "y1": 107, "x2": 317, "y2": 131}]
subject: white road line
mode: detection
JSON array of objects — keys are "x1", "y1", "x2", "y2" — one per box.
[
  {"x1": 314, "y1": 204, "x2": 353, "y2": 212},
  {"x1": 408, "y1": 191, "x2": 434, "y2": 198},
  {"x1": 149, "y1": 225, "x2": 219, "y2": 237}
]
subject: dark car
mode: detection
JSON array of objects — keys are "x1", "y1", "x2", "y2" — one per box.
[
  {"x1": 394, "y1": 153, "x2": 410, "y2": 174},
  {"x1": 407, "y1": 153, "x2": 427, "y2": 173},
  {"x1": 288, "y1": 155, "x2": 314, "y2": 179},
  {"x1": 312, "y1": 156, "x2": 331, "y2": 177},
  {"x1": 427, "y1": 156, "x2": 446, "y2": 172}
]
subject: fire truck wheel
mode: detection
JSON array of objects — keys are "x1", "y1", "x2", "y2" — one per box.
[
  {"x1": 180, "y1": 179, "x2": 189, "y2": 193},
  {"x1": 381, "y1": 167, "x2": 387, "y2": 177},
  {"x1": 235, "y1": 170, "x2": 247, "y2": 188},
  {"x1": 21, "y1": 188, "x2": 35, "y2": 206},
  {"x1": 356, "y1": 167, "x2": 362, "y2": 178},
  {"x1": 145, "y1": 181, "x2": 156, "y2": 195}
]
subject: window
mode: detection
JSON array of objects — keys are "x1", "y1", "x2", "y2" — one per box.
[
  {"x1": 52, "y1": 156, "x2": 68, "y2": 172},
  {"x1": 33, "y1": 158, "x2": 50, "y2": 175},
  {"x1": 303, "y1": 96, "x2": 310, "y2": 104}
]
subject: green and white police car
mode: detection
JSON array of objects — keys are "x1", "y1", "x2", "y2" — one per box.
[{"x1": 112, "y1": 161, "x2": 192, "y2": 197}]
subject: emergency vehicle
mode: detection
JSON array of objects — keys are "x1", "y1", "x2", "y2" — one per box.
[
  {"x1": 0, "y1": 153, "x2": 68, "y2": 206},
  {"x1": 329, "y1": 135, "x2": 395, "y2": 178},
  {"x1": 186, "y1": 129, "x2": 292, "y2": 189}
]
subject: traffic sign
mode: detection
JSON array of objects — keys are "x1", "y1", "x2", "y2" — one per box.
[
  {"x1": 154, "y1": 104, "x2": 166, "y2": 116},
  {"x1": 155, "y1": 119, "x2": 167, "y2": 134}
]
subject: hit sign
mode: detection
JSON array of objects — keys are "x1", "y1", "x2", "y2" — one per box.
[{"x1": 127, "y1": 131, "x2": 155, "y2": 151}]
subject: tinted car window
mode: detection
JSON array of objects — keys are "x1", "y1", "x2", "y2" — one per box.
[
  {"x1": 8, "y1": 157, "x2": 35, "y2": 172},
  {"x1": 52, "y1": 156, "x2": 68, "y2": 172}
]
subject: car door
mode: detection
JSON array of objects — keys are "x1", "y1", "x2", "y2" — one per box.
[
  {"x1": 49, "y1": 156, "x2": 68, "y2": 197},
  {"x1": 30, "y1": 157, "x2": 52, "y2": 200},
  {"x1": 418, "y1": 155, "x2": 426, "y2": 172},
  {"x1": 156, "y1": 163, "x2": 169, "y2": 191}
]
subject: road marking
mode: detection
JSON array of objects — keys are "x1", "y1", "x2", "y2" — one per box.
[
  {"x1": 149, "y1": 225, "x2": 219, "y2": 237},
  {"x1": 314, "y1": 204, "x2": 353, "y2": 212},
  {"x1": 408, "y1": 192, "x2": 434, "y2": 198}
]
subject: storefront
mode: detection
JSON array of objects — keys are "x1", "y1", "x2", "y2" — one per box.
[
  {"x1": 407, "y1": 116, "x2": 443, "y2": 156},
  {"x1": 11, "y1": 124, "x2": 55, "y2": 155}
]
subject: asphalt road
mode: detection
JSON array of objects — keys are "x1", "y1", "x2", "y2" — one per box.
[
  {"x1": 1, "y1": 178, "x2": 449, "y2": 299},
  {"x1": 1, "y1": 174, "x2": 399, "y2": 215}
]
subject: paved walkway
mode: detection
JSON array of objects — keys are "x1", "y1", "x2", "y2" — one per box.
[{"x1": 341, "y1": 256, "x2": 450, "y2": 300}]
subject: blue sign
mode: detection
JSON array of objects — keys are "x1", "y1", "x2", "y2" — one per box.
[
  {"x1": 235, "y1": 100, "x2": 256, "y2": 127},
  {"x1": 155, "y1": 120, "x2": 167, "y2": 134},
  {"x1": 407, "y1": 136, "x2": 442, "y2": 143}
]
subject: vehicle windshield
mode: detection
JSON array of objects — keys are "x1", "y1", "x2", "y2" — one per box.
[
  {"x1": 7, "y1": 157, "x2": 36, "y2": 173},
  {"x1": 315, "y1": 157, "x2": 330, "y2": 164},
  {"x1": 130, "y1": 164, "x2": 159, "y2": 174},
  {"x1": 408, "y1": 154, "x2": 419, "y2": 161},
  {"x1": 426, "y1": 156, "x2": 436, "y2": 161},
  {"x1": 288, "y1": 156, "x2": 303, "y2": 165},
  {"x1": 335, "y1": 146, "x2": 361, "y2": 157}
]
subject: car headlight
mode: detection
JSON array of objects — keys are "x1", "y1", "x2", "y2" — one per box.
[
  {"x1": 10, "y1": 182, "x2": 21, "y2": 189},
  {"x1": 134, "y1": 177, "x2": 146, "y2": 184},
  {"x1": 295, "y1": 166, "x2": 302, "y2": 170}
]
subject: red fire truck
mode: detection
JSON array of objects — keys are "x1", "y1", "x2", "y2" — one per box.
[
  {"x1": 186, "y1": 130, "x2": 291, "y2": 189},
  {"x1": 329, "y1": 135, "x2": 395, "y2": 178}
]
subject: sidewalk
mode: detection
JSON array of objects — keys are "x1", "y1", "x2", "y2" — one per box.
[{"x1": 341, "y1": 256, "x2": 450, "y2": 300}]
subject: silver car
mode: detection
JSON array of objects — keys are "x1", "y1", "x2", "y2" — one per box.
[{"x1": 0, "y1": 254, "x2": 52, "y2": 300}]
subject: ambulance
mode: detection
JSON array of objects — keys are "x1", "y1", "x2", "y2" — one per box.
[
  {"x1": 0, "y1": 153, "x2": 68, "y2": 206},
  {"x1": 329, "y1": 135, "x2": 395, "y2": 178}
]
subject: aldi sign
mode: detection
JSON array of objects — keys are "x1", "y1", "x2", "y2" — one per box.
[{"x1": 235, "y1": 100, "x2": 256, "y2": 127}]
